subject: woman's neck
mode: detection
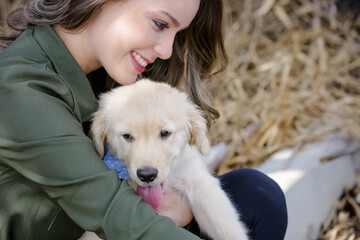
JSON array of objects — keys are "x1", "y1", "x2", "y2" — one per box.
[{"x1": 54, "y1": 25, "x2": 100, "y2": 74}]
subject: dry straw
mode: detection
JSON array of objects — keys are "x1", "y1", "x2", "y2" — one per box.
[
  {"x1": 318, "y1": 186, "x2": 360, "y2": 239},
  {"x1": 209, "y1": 0, "x2": 360, "y2": 175}
]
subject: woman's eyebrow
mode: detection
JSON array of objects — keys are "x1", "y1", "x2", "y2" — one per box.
[{"x1": 161, "y1": 11, "x2": 180, "y2": 27}]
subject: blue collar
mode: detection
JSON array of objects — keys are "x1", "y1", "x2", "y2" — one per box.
[{"x1": 103, "y1": 151, "x2": 130, "y2": 180}]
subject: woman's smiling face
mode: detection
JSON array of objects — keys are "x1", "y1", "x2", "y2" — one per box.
[{"x1": 88, "y1": 0, "x2": 200, "y2": 85}]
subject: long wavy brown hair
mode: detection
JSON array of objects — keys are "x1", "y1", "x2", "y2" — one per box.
[{"x1": 0, "y1": 0, "x2": 228, "y2": 125}]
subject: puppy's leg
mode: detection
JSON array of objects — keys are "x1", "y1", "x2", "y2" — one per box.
[{"x1": 170, "y1": 146, "x2": 249, "y2": 240}]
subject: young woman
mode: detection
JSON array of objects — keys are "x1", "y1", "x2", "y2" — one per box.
[{"x1": 0, "y1": 0, "x2": 288, "y2": 239}]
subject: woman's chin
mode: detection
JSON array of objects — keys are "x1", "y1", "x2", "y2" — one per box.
[{"x1": 111, "y1": 74, "x2": 138, "y2": 86}]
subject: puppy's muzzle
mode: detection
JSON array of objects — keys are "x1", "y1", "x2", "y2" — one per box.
[{"x1": 137, "y1": 168, "x2": 158, "y2": 183}]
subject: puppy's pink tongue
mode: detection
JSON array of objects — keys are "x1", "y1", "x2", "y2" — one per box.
[{"x1": 136, "y1": 185, "x2": 163, "y2": 209}]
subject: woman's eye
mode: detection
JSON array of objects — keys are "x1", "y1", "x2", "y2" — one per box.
[
  {"x1": 153, "y1": 20, "x2": 169, "y2": 31},
  {"x1": 122, "y1": 133, "x2": 134, "y2": 142}
]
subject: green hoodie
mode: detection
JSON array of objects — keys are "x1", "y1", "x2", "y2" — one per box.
[{"x1": 0, "y1": 25, "x2": 200, "y2": 240}]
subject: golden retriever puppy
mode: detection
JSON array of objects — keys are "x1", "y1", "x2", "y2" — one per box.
[{"x1": 90, "y1": 79, "x2": 249, "y2": 240}]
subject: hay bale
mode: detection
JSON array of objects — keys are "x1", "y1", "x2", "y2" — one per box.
[
  {"x1": 318, "y1": 184, "x2": 360, "y2": 239},
  {"x1": 209, "y1": 0, "x2": 360, "y2": 174}
]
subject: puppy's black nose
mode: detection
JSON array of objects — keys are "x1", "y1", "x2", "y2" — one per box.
[{"x1": 137, "y1": 168, "x2": 158, "y2": 183}]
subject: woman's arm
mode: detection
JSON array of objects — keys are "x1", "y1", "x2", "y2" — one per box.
[{"x1": 156, "y1": 186, "x2": 194, "y2": 227}]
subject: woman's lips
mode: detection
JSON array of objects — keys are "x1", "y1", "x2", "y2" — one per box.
[{"x1": 131, "y1": 51, "x2": 153, "y2": 73}]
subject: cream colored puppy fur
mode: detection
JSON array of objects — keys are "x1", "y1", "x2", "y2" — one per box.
[{"x1": 90, "y1": 79, "x2": 249, "y2": 240}]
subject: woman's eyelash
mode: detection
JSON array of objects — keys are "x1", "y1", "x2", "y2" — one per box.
[{"x1": 153, "y1": 20, "x2": 169, "y2": 30}]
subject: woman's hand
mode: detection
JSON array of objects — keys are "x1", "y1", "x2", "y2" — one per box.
[{"x1": 155, "y1": 187, "x2": 193, "y2": 227}]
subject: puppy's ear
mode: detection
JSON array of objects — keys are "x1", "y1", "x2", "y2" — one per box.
[
  {"x1": 188, "y1": 105, "x2": 210, "y2": 156},
  {"x1": 90, "y1": 109, "x2": 107, "y2": 158}
]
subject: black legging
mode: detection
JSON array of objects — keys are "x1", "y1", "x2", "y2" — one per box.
[{"x1": 188, "y1": 168, "x2": 288, "y2": 240}]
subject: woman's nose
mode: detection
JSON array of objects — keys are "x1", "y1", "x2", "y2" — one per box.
[{"x1": 153, "y1": 35, "x2": 175, "y2": 60}]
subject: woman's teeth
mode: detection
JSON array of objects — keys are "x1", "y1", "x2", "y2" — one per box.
[{"x1": 132, "y1": 52, "x2": 148, "y2": 67}]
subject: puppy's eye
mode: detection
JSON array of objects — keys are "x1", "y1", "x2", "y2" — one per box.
[
  {"x1": 122, "y1": 133, "x2": 134, "y2": 142},
  {"x1": 160, "y1": 130, "x2": 171, "y2": 139}
]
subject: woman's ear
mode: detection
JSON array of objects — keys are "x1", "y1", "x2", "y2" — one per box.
[
  {"x1": 90, "y1": 110, "x2": 107, "y2": 158},
  {"x1": 187, "y1": 105, "x2": 210, "y2": 156}
]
